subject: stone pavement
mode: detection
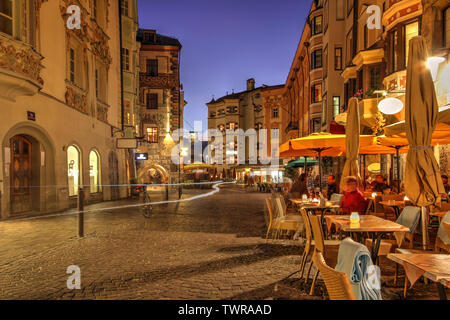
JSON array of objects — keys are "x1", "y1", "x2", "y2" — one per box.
[
  {"x1": 0, "y1": 184, "x2": 446, "y2": 300},
  {"x1": 0, "y1": 184, "x2": 309, "y2": 299}
]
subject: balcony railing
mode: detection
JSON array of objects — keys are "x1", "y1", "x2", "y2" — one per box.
[{"x1": 0, "y1": 34, "x2": 43, "y2": 100}]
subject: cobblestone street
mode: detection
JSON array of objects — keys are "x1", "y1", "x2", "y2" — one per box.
[{"x1": 0, "y1": 185, "x2": 309, "y2": 300}]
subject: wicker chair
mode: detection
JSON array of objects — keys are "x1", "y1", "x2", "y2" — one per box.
[
  {"x1": 299, "y1": 209, "x2": 313, "y2": 279},
  {"x1": 265, "y1": 198, "x2": 303, "y2": 241},
  {"x1": 311, "y1": 251, "x2": 356, "y2": 300},
  {"x1": 307, "y1": 212, "x2": 340, "y2": 295}
]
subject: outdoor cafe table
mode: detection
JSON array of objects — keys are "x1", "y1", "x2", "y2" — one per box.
[
  {"x1": 379, "y1": 200, "x2": 407, "y2": 218},
  {"x1": 325, "y1": 215, "x2": 409, "y2": 263},
  {"x1": 387, "y1": 253, "x2": 450, "y2": 300}
]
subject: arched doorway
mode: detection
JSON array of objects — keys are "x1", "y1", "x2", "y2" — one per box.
[
  {"x1": 108, "y1": 151, "x2": 119, "y2": 200},
  {"x1": 137, "y1": 163, "x2": 169, "y2": 184},
  {"x1": 10, "y1": 135, "x2": 33, "y2": 213},
  {"x1": 2, "y1": 123, "x2": 56, "y2": 217}
]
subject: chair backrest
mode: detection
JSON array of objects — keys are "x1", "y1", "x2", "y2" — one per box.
[
  {"x1": 273, "y1": 196, "x2": 285, "y2": 218},
  {"x1": 312, "y1": 251, "x2": 356, "y2": 300},
  {"x1": 437, "y1": 212, "x2": 450, "y2": 251},
  {"x1": 330, "y1": 193, "x2": 343, "y2": 203},
  {"x1": 300, "y1": 209, "x2": 312, "y2": 245},
  {"x1": 265, "y1": 198, "x2": 273, "y2": 222},
  {"x1": 396, "y1": 206, "x2": 421, "y2": 234},
  {"x1": 308, "y1": 211, "x2": 325, "y2": 253}
]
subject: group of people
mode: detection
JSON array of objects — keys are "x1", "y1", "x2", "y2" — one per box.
[
  {"x1": 287, "y1": 171, "x2": 450, "y2": 215},
  {"x1": 287, "y1": 173, "x2": 369, "y2": 215}
]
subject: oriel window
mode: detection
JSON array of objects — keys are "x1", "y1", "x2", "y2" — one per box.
[
  {"x1": 312, "y1": 16, "x2": 323, "y2": 35},
  {"x1": 0, "y1": 0, "x2": 13, "y2": 36},
  {"x1": 146, "y1": 93, "x2": 158, "y2": 109},
  {"x1": 311, "y1": 49, "x2": 323, "y2": 69},
  {"x1": 147, "y1": 59, "x2": 158, "y2": 76}
]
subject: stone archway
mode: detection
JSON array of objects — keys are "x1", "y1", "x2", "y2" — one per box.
[
  {"x1": 137, "y1": 163, "x2": 169, "y2": 184},
  {"x1": 2, "y1": 122, "x2": 56, "y2": 217}
]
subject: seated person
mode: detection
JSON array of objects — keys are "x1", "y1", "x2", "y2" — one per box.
[
  {"x1": 371, "y1": 174, "x2": 389, "y2": 193},
  {"x1": 326, "y1": 174, "x2": 339, "y2": 199},
  {"x1": 441, "y1": 175, "x2": 450, "y2": 194},
  {"x1": 289, "y1": 173, "x2": 310, "y2": 199},
  {"x1": 340, "y1": 176, "x2": 367, "y2": 215}
]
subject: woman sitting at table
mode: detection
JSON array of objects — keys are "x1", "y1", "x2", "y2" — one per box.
[
  {"x1": 340, "y1": 176, "x2": 367, "y2": 215},
  {"x1": 289, "y1": 173, "x2": 310, "y2": 199}
]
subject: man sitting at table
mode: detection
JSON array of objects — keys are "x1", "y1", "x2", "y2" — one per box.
[
  {"x1": 371, "y1": 174, "x2": 389, "y2": 193},
  {"x1": 340, "y1": 176, "x2": 367, "y2": 215},
  {"x1": 326, "y1": 174, "x2": 339, "y2": 199}
]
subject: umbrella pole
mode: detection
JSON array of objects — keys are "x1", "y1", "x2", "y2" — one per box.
[
  {"x1": 363, "y1": 154, "x2": 366, "y2": 189},
  {"x1": 318, "y1": 150, "x2": 322, "y2": 191},
  {"x1": 304, "y1": 157, "x2": 307, "y2": 174},
  {"x1": 396, "y1": 147, "x2": 401, "y2": 193},
  {"x1": 421, "y1": 206, "x2": 428, "y2": 250}
]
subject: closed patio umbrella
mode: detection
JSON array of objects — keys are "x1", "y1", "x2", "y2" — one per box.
[
  {"x1": 404, "y1": 36, "x2": 445, "y2": 249},
  {"x1": 340, "y1": 98, "x2": 362, "y2": 191}
]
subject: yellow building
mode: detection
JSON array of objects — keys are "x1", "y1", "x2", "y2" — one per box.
[{"x1": 0, "y1": 0, "x2": 127, "y2": 218}]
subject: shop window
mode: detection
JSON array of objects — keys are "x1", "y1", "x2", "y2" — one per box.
[
  {"x1": 89, "y1": 150, "x2": 101, "y2": 193},
  {"x1": 67, "y1": 145, "x2": 81, "y2": 197}
]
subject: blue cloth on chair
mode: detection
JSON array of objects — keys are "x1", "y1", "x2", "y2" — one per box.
[{"x1": 335, "y1": 238, "x2": 382, "y2": 300}]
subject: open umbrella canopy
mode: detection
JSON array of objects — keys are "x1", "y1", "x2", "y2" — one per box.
[
  {"x1": 279, "y1": 132, "x2": 374, "y2": 158},
  {"x1": 183, "y1": 162, "x2": 214, "y2": 171},
  {"x1": 284, "y1": 158, "x2": 318, "y2": 168}
]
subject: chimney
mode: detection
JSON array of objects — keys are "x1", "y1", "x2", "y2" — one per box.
[{"x1": 247, "y1": 78, "x2": 255, "y2": 91}]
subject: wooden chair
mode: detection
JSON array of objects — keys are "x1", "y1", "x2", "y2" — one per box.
[
  {"x1": 264, "y1": 198, "x2": 303, "y2": 242},
  {"x1": 299, "y1": 209, "x2": 313, "y2": 279},
  {"x1": 379, "y1": 194, "x2": 404, "y2": 220},
  {"x1": 307, "y1": 211, "x2": 340, "y2": 295},
  {"x1": 311, "y1": 251, "x2": 356, "y2": 300}
]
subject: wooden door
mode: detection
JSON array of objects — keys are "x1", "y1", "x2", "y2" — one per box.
[{"x1": 10, "y1": 136, "x2": 32, "y2": 213}]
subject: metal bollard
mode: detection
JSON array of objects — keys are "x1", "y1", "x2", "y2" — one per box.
[
  {"x1": 165, "y1": 184, "x2": 169, "y2": 201},
  {"x1": 77, "y1": 187, "x2": 84, "y2": 238}
]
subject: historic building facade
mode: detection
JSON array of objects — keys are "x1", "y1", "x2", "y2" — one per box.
[
  {"x1": 120, "y1": 0, "x2": 140, "y2": 184},
  {"x1": 0, "y1": 0, "x2": 127, "y2": 218},
  {"x1": 207, "y1": 79, "x2": 284, "y2": 181},
  {"x1": 136, "y1": 29, "x2": 186, "y2": 185}
]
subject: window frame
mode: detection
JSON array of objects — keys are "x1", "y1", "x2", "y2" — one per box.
[
  {"x1": 146, "y1": 127, "x2": 159, "y2": 143},
  {"x1": 0, "y1": 0, "x2": 14, "y2": 36},
  {"x1": 89, "y1": 150, "x2": 102, "y2": 194},
  {"x1": 146, "y1": 59, "x2": 158, "y2": 76},
  {"x1": 311, "y1": 15, "x2": 323, "y2": 35},
  {"x1": 334, "y1": 47, "x2": 342, "y2": 70},
  {"x1": 311, "y1": 49, "x2": 323, "y2": 69},
  {"x1": 146, "y1": 92, "x2": 158, "y2": 109},
  {"x1": 311, "y1": 82, "x2": 323, "y2": 104},
  {"x1": 67, "y1": 145, "x2": 82, "y2": 197}
]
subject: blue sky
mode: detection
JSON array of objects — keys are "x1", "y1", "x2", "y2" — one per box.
[{"x1": 137, "y1": 0, "x2": 310, "y2": 132}]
